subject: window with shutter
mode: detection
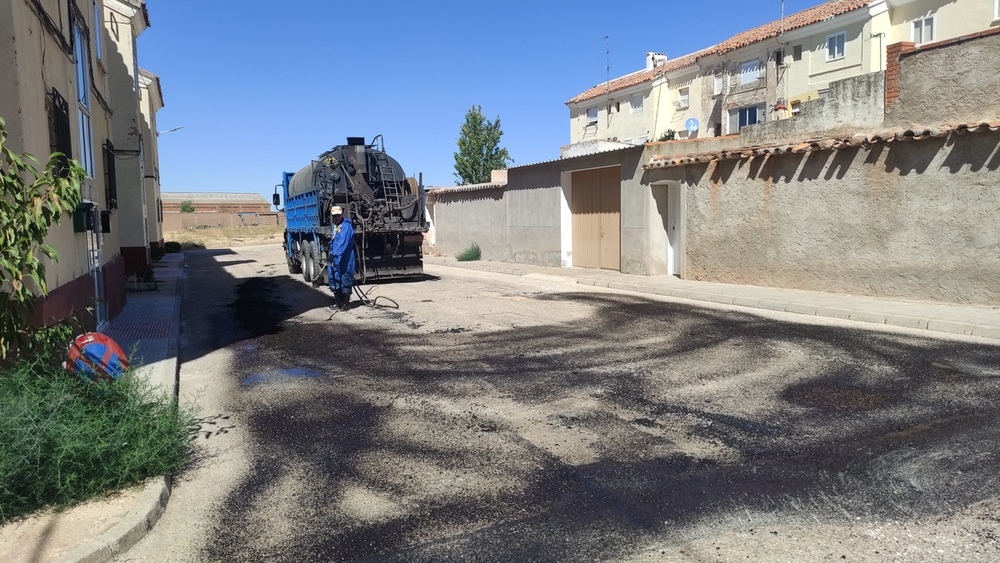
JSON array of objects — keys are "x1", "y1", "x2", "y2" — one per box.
[
  {"x1": 104, "y1": 141, "x2": 118, "y2": 209},
  {"x1": 47, "y1": 88, "x2": 73, "y2": 178}
]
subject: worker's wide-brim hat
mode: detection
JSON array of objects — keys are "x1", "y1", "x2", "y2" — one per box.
[{"x1": 331, "y1": 205, "x2": 344, "y2": 215}]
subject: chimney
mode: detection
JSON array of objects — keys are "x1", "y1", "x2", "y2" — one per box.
[{"x1": 646, "y1": 52, "x2": 668, "y2": 70}]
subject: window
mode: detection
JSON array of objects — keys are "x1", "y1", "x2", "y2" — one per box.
[
  {"x1": 74, "y1": 23, "x2": 95, "y2": 178},
  {"x1": 104, "y1": 140, "x2": 118, "y2": 209},
  {"x1": 912, "y1": 15, "x2": 935, "y2": 45},
  {"x1": 773, "y1": 49, "x2": 784, "y2": 64},
  {"x1": 728, "y1": 104, "x2": 765, "y2": 134},
  {"x1": 586, "y1": 107, "x2": 598, "y2": 126},
  {"x1": 995, "y1": 0, "x2": 999, "y2": 20},
  {"x1": 131, "y1": 37, "x2": 140, "y2": 92},
  {"x1": 47, "y1": 88, "x2": 73, "y2": 177},
  {"x1": 827, "y1": 32, "x2": 846, "y2": 61},
  {"x1": 740, "y1": 60, "x2": 762, "y2": 85},
  {"x1": 92, "y1": 1, "x2": 102, "y2": 62},
  {"x1": 630, "y1": 93, "x2": 644, "y2": 114},
  {"x1": 713, "y1": 74, "x2": 725, "y2": 96},
  {"x1": 677, "y1": 88, "x2": 689, "y2": 109},
  {"x1": 792, "y1": 45, "x2": 803, "y2": 62}
]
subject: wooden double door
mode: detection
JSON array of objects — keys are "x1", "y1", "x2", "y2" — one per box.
[{"x1": 571, "y1": 167, "x2": 621, "y2": 271}]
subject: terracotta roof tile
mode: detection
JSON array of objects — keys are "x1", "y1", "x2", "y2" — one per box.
[
  {"x1": 644, "y1": 121, "x2": 1000, "y2": 169},
  {"x1": 709, "y1": 0, "x2": 869, "y2": 55},
  {"x1": 568, "y1": 0, "x2": 869, "y2": 104}
]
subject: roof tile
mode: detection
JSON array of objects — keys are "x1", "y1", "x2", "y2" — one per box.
[{"x1": 568, "y1": 0, "x2": 869, "y2": 104}]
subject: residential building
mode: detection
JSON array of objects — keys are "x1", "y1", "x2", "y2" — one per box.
[
  {"x1": 0, "y1": 0, "x2": 163, "y2": 329},
  {"x1": 566, "y1": 0, "x2": 999, "y2": 149},
  {"x1": 0, "y1": 0, "x2": 125, "y2": 327},
  {"x1": 103, "y1": 0, "x2": 151, "y2": 275},
  {"x1": 436, "y1": 26, "x2": 1000, "y2": 306},
  {"x1": 138, "y1": 69, "x2": 164, "y2": 252}
]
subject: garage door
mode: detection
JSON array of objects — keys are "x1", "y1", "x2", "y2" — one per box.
[{"x1": 571, "y1": 167, "x2": 621, "y2": 271}]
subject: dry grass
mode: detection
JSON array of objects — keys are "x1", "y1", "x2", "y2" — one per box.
[{"x1": 165, "y1": 225, "x2": 284, "y2": 249}]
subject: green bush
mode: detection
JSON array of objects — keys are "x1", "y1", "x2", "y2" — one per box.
[
  {"x1": 150, "y1": 245, "x2": 166, "y2": 262},
  {"x1": 456, "y1": 243, "x2": 481, "y2": 262},
  {"x1": 0, "y1": 360, "x2": 194, "y2": 523},
  {"x1": 164, "y1": 241, "x2": 182, "y2": 253}
]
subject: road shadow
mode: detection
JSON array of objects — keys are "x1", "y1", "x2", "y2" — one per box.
[{"x1": 189, "y1": 254, "x2": 1000, "y2": 561}]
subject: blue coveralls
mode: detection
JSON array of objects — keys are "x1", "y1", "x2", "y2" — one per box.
[{"x1": 328, "y1": 217, "x2": 356, "y2": 297}]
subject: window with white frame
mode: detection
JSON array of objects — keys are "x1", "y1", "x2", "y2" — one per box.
[
  {"x1": 678, "y1": 88, "x2": 689, "y2": 109},
  {"x1": 631, "y1": 93, "x2": 644, "y2": 113},
  {"x1": 740, "y1": 60, "x2": 762, "y2": 85},
  {"x1": 586, "y1": 107, "x2": 598, "y2": 126},
  {"x1": 727, "y1": 104, "x2": 765, "y2": 134},
  {"x1": 827, "y1": 32, "x2": 846, "y2": 61},
  {"x1": 92, "y1": 1, "x2": 102, "y2": 62},
  {"x1": 912, "y1": 15, "x2": 935, "y2": 44},
  {"x1": 74, "y1": 23, "x2": 95, "y2": 178},
  {"x1": 713, "y1": 74, "x2": 725, "y2": 96}
]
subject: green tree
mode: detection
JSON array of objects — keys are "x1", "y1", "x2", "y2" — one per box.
[
  {"x1": 0, "y1": 115, "x2": 85, "y2": 359},
  {"x1": 179, "y1": 200, "x2": 195, "y2": 213},
  {"x1": 453, "y1": 105, "x2": 512, "y2": 185}
]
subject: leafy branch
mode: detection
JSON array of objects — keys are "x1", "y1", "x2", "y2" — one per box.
[{"x1": 0, "y1": 115, "x2": 85, "y2": 358}]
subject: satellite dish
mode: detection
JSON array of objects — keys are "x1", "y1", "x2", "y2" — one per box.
[{"x1": 685, "y1": 118, "x2": 700, "y2": 133}]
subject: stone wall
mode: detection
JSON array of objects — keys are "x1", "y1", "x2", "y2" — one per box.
[
  {"x1": 741, "y1": 71, "x2": 885, "y2": 146},
  {"x1": 886, "y1": 28, "x2": 1000, "y2": 127},
  {"x1": 656, "y1": 130, "x2": 1000, "y2": 305}
]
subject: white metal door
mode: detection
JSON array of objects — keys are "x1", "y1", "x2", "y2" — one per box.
[{"x1": 666, "y1": 184, "x2": 682, "y2": 277}]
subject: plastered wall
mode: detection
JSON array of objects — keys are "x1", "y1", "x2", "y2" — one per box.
[{"x1": 666, "y1": 132, "x2": 1000, "y2": 305}]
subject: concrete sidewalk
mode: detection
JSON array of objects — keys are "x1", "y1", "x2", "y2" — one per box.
[
  {"x1": 426, "y1": 256, "x2": 1000, "y2": 341},
  {"x1": 0, "y1": 253, "x2": 184, "y2": 563}
]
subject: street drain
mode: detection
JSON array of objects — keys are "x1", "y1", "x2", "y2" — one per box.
[{"x1": 242, "y1": 366, "x2": 323, "y2": 385}]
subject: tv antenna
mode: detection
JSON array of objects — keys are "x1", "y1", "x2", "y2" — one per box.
[{"x1": 604, "y1": 35, "x2": 612, "y2": 107}]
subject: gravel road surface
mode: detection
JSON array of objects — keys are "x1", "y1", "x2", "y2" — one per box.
[{"x1": 119, "y1": 245, "x2": 1000, "y2": 562}]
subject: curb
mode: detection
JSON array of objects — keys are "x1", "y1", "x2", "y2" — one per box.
[
  {"x1": 428, "y1": 259, "x2": 1000, "y2": 341},
  {"x1": 61, "y1": 255, "x2": 184, "y2": 563}
]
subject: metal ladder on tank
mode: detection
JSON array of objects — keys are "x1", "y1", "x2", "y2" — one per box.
[{"x1": 375, "y1": 153, "x2": 403, "y2": 210}]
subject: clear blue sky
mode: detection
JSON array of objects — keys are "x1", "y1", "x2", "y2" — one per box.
[{"x1": 138, "y1": 0, "x2": 824, "y2": 201}]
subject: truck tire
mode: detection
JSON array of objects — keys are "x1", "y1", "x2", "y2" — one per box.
[
  {"x1": 309, "y1": 240, "x2": 325, "y2": 287},
  {"x1": 301, "y1": 243, "x2": 314, "y2": 284}
]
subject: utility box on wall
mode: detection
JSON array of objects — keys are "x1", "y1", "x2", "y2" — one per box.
[{"x1": 73, "y1": 203, "x2": 95, "y2": 233}]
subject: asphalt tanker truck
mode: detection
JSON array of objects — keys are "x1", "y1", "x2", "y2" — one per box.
[{"x1": 274, "y1": 136, "x2": 428, "y2": 286}]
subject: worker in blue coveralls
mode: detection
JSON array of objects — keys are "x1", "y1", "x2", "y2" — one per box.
[{"x1": 328, "y1": 205, "x2": 356, "y2": 309}]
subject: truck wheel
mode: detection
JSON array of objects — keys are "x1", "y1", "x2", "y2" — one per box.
[
  {"x1": 309, "y1": 240, "x2": 324, "y2": 287},
  {"x1": 287, "y1": 240, "x2": 302, "y2": 274},
  {"x1": 301, "y1": 243, "x2": 313, "y2": 283}
]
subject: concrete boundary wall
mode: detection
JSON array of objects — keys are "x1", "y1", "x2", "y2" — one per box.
[
  {"x1": 647, "y1": 130, "x2": 1000, "y2": 305},
  {"x1": 428, "y1": 147, "x2": 650, "y2": 271}
]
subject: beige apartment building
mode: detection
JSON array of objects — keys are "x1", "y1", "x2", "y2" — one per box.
[
  {"x1": 0, "y1": 0, "x2": 161, "y2": 328},
  {"x1": 138, "y1": 68, "x2": 164, "y2": 252},
  {"x1": 567, "y1": 0, "x2": 1000, "y2": 147}
]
